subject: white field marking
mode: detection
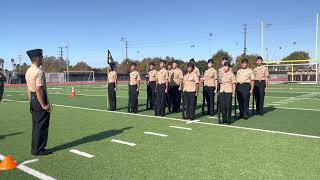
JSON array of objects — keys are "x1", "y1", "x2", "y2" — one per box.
[
  {"x1": 48, "y1": 87, "x2": 63, "y2": 90},
  {"x1": 169, "y1": 126, "x2": 192, "y2": 130},
  {"x1": 69, "y1": 149, "x2": 95, "y2": 158},
  {"x1": 208, "y1": 116, "x2": 218, "y2": 119},
  {"x1": 144, "y1": 132, "x2": 168, "y2": 137},
  {"x1": 267, "y1": 104, "x2": 282, "y2": 106},
  {"x1": 186, "y1": 120, "x2": 200, "y2": 124},
  {"x1": 0, "y1": 154, "x2": 56, "y2": 180},
  {"x1": 20, "y1": 159, "x2": 39, "y2": 165},
  {"x1": 6, "y1": 94, "x2": 12, "y2": 96},
  {"x1": 111, "y1": 139, "x2": 136, "y2": 146},
  {"x1": 273, "y1": 101, "x2": 289, "y2": 104},
  {"x1": 5, "y1": 99, "x2": 320, "y2": 139}
]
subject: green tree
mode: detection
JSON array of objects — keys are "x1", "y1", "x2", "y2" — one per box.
[
  {"x1": 281, "y1": 51, "x2": 310, "y2": 64},
  {"x1": 235, "y1": 54, "x2": 258, "y2": 70},
  {"x1": 70, "y1": 61, "x2": 92, "y2": 71},
  {"x1": 43, "y1": 56, "x2": 67, "y2": 72},
  {"x1": 211, "y1": 50, "x2": 233, "y2": 70}
]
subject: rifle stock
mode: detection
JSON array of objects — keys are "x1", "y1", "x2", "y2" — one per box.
[
  {"x1": 202, "y1": 84, "x2": 205, "y2": 115},
  {"x1": 181, "y1": 91, "x2": 186, "y2": 119}
]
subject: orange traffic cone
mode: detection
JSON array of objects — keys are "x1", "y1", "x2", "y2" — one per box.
[
  {"x1": 0, "y1": 156, "x2": 17, "y2": 170},
  {"x1": 71, "y1": 86, "x2": 76, "y2": 97}
]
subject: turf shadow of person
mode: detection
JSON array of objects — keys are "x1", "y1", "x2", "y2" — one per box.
[
  {"x1": 49, "y1": 127, "x2": 133, "y2": 152},
  {"x1": 0, "y1": 132, "x2": 24, "y2": 140}
]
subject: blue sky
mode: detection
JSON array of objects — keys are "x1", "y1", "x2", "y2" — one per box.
[{"x1": 0, "y1": 0, "x2": 319, "y2": 70}]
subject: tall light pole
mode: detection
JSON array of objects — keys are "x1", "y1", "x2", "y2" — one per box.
[
  {"x1": 65, "y1": 41, "x2": 70, "y2": 82},
  {"x1": 316, "y1": 13, "x2": 319, "y2": 61},
  {"x1": 261, "y1": 21, "x2": 272, "y2": 59},
  {"x1": 208, "y1": 32, "x2": 213, "y2": 57}
]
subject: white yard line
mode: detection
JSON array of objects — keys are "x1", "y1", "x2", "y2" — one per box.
[
  {"x1": 69, "y1": 149, "x2": 95, "y2": 158},
  {"x1": 20, "y1": 159, "x2": 39, "y2": 165},
  {"x1": 144, "y1": 132, "x2": 168, "y2": 137},
  {"x1": 0, "y1": 154, "x2": 56, "y2": 180},
  {"x1": 5, "y1": 99, "x2": 320, "y2": 139},
  {"x1": 208, "y1": 116, "x2": 218, "y2": 119},
  {"x1": 186, "y1": 120, "x2": 200, "y2": 124},
  {"x1": 169, "y1": 126, "x2": 192, "y2": 130},
  {"x1": 111, "y1": 139, "x2": 136, "y2": 146}
]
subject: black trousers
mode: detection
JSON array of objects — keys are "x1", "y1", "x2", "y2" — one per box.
[
  {"x1": 108, "y1": 83, "x2": 116, "y2": 111},
  {"x1": 203, "y1": 86, "x2": 216, "y2": 115},
  {"x1": 171, "y1": 85, "x2": 181, "y2": 112},
  {"x1": 220, "y1": 92, "x2": 232, "y2": 123},
  {"x1": 236, "y1": 83, "x2": 251, "y2": 118},
  {"x1": 155, "y1": 84, "x2": 166, "y2": 116},
  {"x1": 184, "y1": 92, "x2": 196, "y2": 120},
  {"x1": 0, "y1": 85, "x2": 4, "y2": 102},
  {"x1": 166, "y1": 86, "x2": 173, "y2": 112},
  {"x1": 128, "y1": 85, "x2": 138, "y2": 113},
  {"x1": 254, "y1": 80, "x2": 266, "y2": 114},
  {"x1": 30, "y1": 92, "x2": 50, "y2": 154},
  {"x1": 147, "y1": 81, "x2": 156, "y2": 109}
]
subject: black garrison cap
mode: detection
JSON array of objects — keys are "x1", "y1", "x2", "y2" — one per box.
[
  {"x1": 222, "y1": 57, "x2": 228, "y2": 61},
  {"x1": 167, "y1": 61, "x2": 172, "y2": 65},
  {"x1": 208, "y1": 59, "x2": 214, "y2": 64},
  {"x1": 149, "y1": 62, "x2": 155, "y2": 66},
  {"x1": 160, "y1": 59, "x2": 166, "y2": 64},
  {"x1": 241, "y1": 59, "x2": 249, "y2": 64},
  {"x1": 130, "y1": 62, "x2": 137, "y2": 66},
  {"x1": 172, "y1": 60, "x2": 178, "y2": 64},
  {"x1": 187, "y1": 62, "x2": 195, "y2": 69},
  {"x1": 224, "y1": 62, "x2": 231, "y2": 67},
  {"x1": 26, "y1": 49, "x2": 43, "y2": 59},
  {"x1": 189, "y1": 58, "x2": 195, "y2": 63},
  {"x1": 256, "y1": 56, "x2": 263, "y2": 61}
]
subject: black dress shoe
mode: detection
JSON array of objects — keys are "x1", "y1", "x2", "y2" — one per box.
[{"x1": 32, "y1": 149, "x2": 52, "y2": 156}]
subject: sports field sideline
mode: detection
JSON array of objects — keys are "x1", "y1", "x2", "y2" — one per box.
[{"x1": 1, "y1": 83, "x2": 320, "y2": 179}]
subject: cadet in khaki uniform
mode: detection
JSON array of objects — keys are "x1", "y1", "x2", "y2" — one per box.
[
  {"x1": 155, "y1": 60, "x2": 168, "y2": 116},
  {"x1": 107, "y1": 66, "x2": 117, "y2": 111},
  {"x1": 236, "y1": 59, "x2": 255, "y2": 119},
  {"x1": 219, "y1": 62, "x2": 236, "y2": 124},
  {"x1": 166, "y1": 62, "x2": 173, "y2": 112},
  {"x1": 170, "y1": 60, "x2": 183, "y2": 112},
  {"x1": 147, "y1": 62, "x2": 157, "y2": 110},
  {"x1": 0, "y1": 68, "x2": 6, "y2": 102},
  {"x1": 25, "y1": 49, "x2": 52, "y2": 155},
  {"x1": 253, "y1": 56, "x2": 269, "y2": 115},
  {"x1": 203, "y1": 59, "x2": 218, "y2": 115},
  {"x1": 218, "y1": 57, "x2": 228, "y2": 77},
  {"x1": 189, "y1": 58, "x2": 200, "y2": 108},
  {"x1": 183, "y1": 63, "x2": 199, "y2": 120},
  {"x1": 128, "y1": 63, "x2": 140, "y2": 113}
]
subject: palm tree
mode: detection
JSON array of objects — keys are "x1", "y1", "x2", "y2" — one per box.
[{"x1": 11, "y1": 59, "x2": 15, "y2": 71}]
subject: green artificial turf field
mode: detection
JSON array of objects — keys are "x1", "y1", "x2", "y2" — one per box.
[{"x1": 1, "y1": 83, "x2": 320, "y2": 179}]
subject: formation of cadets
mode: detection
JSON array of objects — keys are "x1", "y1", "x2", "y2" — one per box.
[{"x1": 107, "y1": 56, "x2": 269, "y2": 124}]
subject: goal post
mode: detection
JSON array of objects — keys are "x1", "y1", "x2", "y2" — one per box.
[
  {"x1": 264, "y1": 59, "x2": 319, "y2": 84},
  {"x1": 63, "y1": 71, "x2": 95, "y2": 82}
]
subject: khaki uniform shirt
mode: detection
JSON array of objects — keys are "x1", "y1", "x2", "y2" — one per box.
[
  {"x1": 193, "y1": 66, "x2": 200, "y2": 77},
  {"x1": 219, "y1": 69, "x2": 236, "y2": 93},
  {"x1": 108, "y1": 71, "x2": 117, "y2": 83},
  {"x1": 156, "y1": 68, "x2": 168, "y2": 84},
  {"x1": 253, "y1": 65, "x2": 269, "y2": 80},
  {"x1": 169, "y1": 68, "x2": 183, "y2": 86},
  {"x1": 183, "y1": 71, "x2": 199, "y2": 92},
  {"x1": 129, "y1": 70, "x2": 140, "y2": 85},
  {"x1": 148, "y1": 69, "x2": 157, "y2": 82},
  {"x1": 236, "y1": 68, "x2": 255, "y2": 83},
  {"x1": 204, "y1": 68, "x2": 218, "y2": 87},
  {"x1": 25, "y1": 64, "x2": 47, "y2": 92}
]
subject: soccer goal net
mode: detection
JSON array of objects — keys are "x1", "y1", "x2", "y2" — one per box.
[
  {"x1": 265, "y1": 60, "x2": 319, "y2": 84},
  {"x1": 63, "y1": 71, "x2": 95, "y2": 82}
]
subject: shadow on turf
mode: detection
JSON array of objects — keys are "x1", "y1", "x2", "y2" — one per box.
[
  {"x1": 0, "y1": 132, "x2": 24, "y2": 140},
  {"x1": 49, "y1": 127, "x2": 133, "y2": 152},
  {"x1": 230, "y1": 106, "x2": 277, "y2": 124}
]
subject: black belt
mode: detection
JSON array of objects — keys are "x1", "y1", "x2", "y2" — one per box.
[
  {"x1": 157, "y1": 83, "x2": 166, "y2": 85},
  {"x1": 255, "y1": 80, "x2": 266, "y2": 82},
  {"x1": 237, "y1": 82, "x2": 250, "y2": 85}
]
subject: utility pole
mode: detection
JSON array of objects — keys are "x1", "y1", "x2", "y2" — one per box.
[
  {"x1": 58, "y1": 47, "x2": 64, "y2": 61},
  {"x1": 243, "y1": 24, "x2": 247, "y2": 56},
  {"x1": 261, "y1": 21, "x2": 272, "y2": 59},
  {"x1": 121, "y1": 37, "x2": 128, "y2": 61},
  {"x1": 18, "y1": 55, "x2": 22, "y2": 73},
  {"x1": 316, "y1": 13, "x2": 319, "y2": 61},
  {"x1": 65, "y1": 41, "x2": 70, "y2": 82}
]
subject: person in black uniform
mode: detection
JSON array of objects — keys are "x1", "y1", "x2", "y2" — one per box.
[
  {"x1": 155, "y1": 60, "x2": 168, "y2": 116},
  {"x1": 25, "y1": 49, "x2": 52, "y2": 155},
  {"x1": 128, "y1": 63, "x2": 141, "y2": 113},
  {"x1": 166, "y1": 62, "x2": 173, "y2": 112},
  {"x1": 107, "y1": 66, "x2": 117, "y2": 111},
  {"x1": 183, "y1": 63, "x2": 199, "y2": 120},
  {"x1": 0, "y1": 68, "x2": 6, "y2": 102},
  {"x1": 147, "y1": 62, "x2": 157, "y2": 110},
  {"x1": 236, "y1": 59, "x2": 255, "y2": 119}
]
